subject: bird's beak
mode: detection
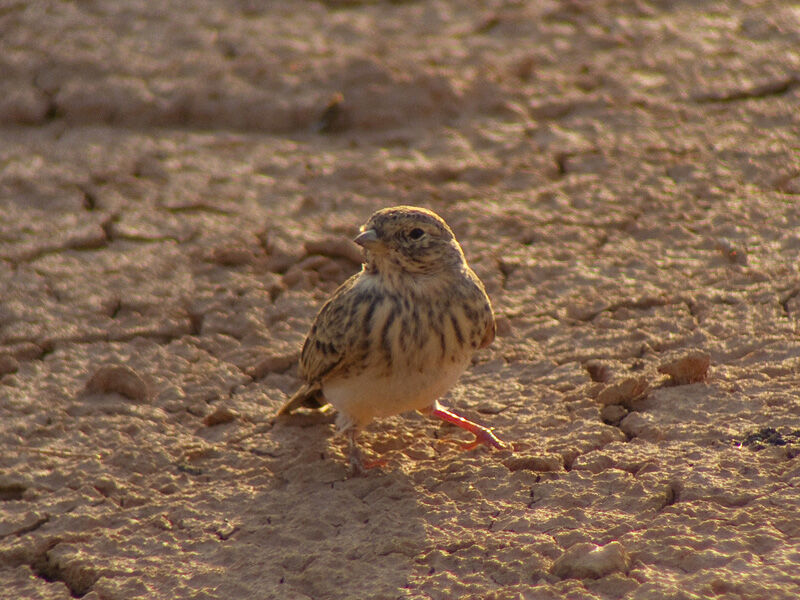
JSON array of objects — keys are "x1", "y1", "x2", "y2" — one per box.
[{"x1": 353, "y1": 228, "x2": 382, "y2": 250}]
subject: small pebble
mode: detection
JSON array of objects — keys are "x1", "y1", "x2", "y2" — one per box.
[
  {"x1": 304, "y1": 236, "x2": 363, "y2": 265},
  {"x1": 658, "y1": 350, "x2": 710, "y2": 385},
  {"x1": 0, "y1": 354, "x2": 19, "y2": 376},
  {"x1": 584, "y1": 359, "x2": 611, "y2": 383},
  {"x1": 248, "y1": 353, "x2": 298, "y2": 379},
  {"x1": 551, "y1": 541, "x2": 631, "y2": 579},
  {"x1": 503, "y1": 454, "x2": 563, "y2": 472},
  {"x1": 597, "y1": 376, "x2": 648, "y2": 407},
  {"x1": 600, "y1": 404, "x2": 628, "y2": 425},
  {"x1": 208, "y1": 245, "x2": 257, "y2": 266},
  {"x1": 203, "y1": 406, "x2": 238, "y2": 427},
  {"x1": 85, "y1": 365, "x2": 149, "y2": 402}
]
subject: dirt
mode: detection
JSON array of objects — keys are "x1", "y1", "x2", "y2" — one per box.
[{"x1": 2, "y1": 1, "x2": 800, "y2": 599}]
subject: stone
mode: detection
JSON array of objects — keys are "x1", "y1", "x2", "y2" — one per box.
[{"x1": 551, "y1": 541, "x2": 631, "y2": 579}]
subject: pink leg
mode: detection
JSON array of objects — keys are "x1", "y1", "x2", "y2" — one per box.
[{"x1": 430, "y1": 406, "x2": 509, "y2": 451}]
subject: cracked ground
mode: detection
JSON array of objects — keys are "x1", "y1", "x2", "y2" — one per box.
[{"x1": 2, "y1": 1, "x2": 800, "y2": 599}]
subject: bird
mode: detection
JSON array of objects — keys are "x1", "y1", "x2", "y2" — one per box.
[{"x1": 277, "y1": 205, "x2": 508, "y2": 474}]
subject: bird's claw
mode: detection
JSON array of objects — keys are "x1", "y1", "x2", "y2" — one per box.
[
  {"x1": 348, "y1": 445, "x2": 387, "y2": 476},
  {"x1": 460, "y1": 427, "x2": 509, "y2": 451}
]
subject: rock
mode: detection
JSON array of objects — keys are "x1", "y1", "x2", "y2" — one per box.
[
  {"x1": 304, "y1": 236, "x2": 363, "y2": 265},
  {"x1": 551, "y1": 541, "x2": 631, "y2": 579},
  {"x1": 203, "y1": 406, "x2": 238, "y2": 427},
  {"x1": 476, "y1": 400, "x2": 504, "y2": 414},
  {"x1": 0, "y1": 83, "x2": 50, "y2": 124},
  {"x1": 265, "y1": 247, "x2": 299, "y2": 274},
  {"x1": 600, "y1": 404, "x2": 627, "y2": 425},
  {"x1": 503, "y1": 454, "x2": 564, "y2": 472},
  {"x1": 208, "y1": 244, "x2": 258, "y2": 266},
  {"x1": 584, "y1": 359, "x2": 611, "y2": 383},
  {"x1": 735, "y1": 427, "x2": 800, "y2": 450},
  {"x1": 0, "y1": 353, "x2": 19, "y2": 376},
  {"x1": 213, "y1": 520, "x2": 239, "y2": 540},
  {"x1": 565, "y1": 299, "x2": 608, "y2": 321},
  {"x1": 619, "y1": 411, "x2": 659, "y2": 441},
  {"x1": 0, "y1": 478, "x2": 27, "y2": 501},
  {"x1": 282, "y1": 255, "x2": 329, "y2": 288},
  {"x1": 7, "y1": 342, "x2": 43, "y2": 361},
  {"x1": 658, "y1": 350, "x2": 710, "y2": 385},
  {"x1": 597, "y1": 376, "x2": 649, "y2": 407},
  {"x1": 85, "y1": 365, "x2": 149, "y2": 402},
  {"x1": 247, "y1": 352, "x2": 298, "y2": 379}
]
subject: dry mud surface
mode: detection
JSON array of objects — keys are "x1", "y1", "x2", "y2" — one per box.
[{"x1": 2, "y1": 1, "x2": 800, "y2": 599}]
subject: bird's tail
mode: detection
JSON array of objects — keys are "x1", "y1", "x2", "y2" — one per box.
[{"x1": 277, "y1": 382, "x2": 328, "y2": 416}]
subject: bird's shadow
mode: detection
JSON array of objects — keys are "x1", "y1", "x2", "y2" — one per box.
[
  {"x1": 221, "y1": 412, "x2": 431, "y2": 599},
  {"x1": 264, "y1": 408, "x2": 508, "y2": 481}
]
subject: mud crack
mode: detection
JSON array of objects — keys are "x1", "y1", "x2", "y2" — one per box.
[{"x1": 31, "y1": 542, "x2": 99, "y2": 598}]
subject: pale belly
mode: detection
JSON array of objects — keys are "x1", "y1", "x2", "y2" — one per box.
[{"x1": 322, "y1": 356, "x2": 471, "y2": 430}]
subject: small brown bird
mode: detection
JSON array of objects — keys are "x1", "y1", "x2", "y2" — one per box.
[{"x1": 278, "y1": 206, "x2": 507, "y2": 473}]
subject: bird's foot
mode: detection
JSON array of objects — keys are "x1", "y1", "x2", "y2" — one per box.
[
  {"x1": 431, "y1": 406, "x2": 510, "y2": 452},
  {"x1": 348, "y1": 450, "x2": 387, "y2": 476},
  {"x1": 460, "y1": 426, "x2": 509, "y2": 451},
  {"x1": 347, "y1": 428, "x2": 387, "y2": 476}
]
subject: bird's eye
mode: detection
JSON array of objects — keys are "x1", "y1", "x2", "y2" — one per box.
[{"x1": 409, "y1": 228, "x2": 424, "y2": 240}]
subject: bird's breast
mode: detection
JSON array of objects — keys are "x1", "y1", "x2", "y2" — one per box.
[
  {"x1": 362, "y1": 287, "x2": 481, "y2": 377},
  {"x1": 321, "y1": 276, "x2": 490, "y2": 428},
  {"x1": 323, "y1": 354, "x2": 471, "y2": 428}
]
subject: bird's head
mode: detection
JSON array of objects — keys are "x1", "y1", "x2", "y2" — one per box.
[{"x1": 354, "y1": 206, "x2": 465, "y2": 275}]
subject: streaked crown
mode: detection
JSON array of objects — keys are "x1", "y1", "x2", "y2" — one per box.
[{"x1": 355, "y1": 206, "x2": 466, "y2": 274}]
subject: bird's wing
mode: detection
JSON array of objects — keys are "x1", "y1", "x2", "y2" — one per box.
[
  {"x1": 298, "y1": 273, "x2": 365, "y2": 384},
  {"x1": 465, "y1": 266, "x2": 495, "y2": 350},
  {"x1": 278, "y1": 272, "x2": 375, "y2": 417}
]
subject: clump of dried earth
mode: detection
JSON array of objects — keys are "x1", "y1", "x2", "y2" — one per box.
[{"x1": 2, "y1": 1, "x2": 799, "y2": 599}]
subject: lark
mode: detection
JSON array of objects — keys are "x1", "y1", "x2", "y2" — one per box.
[{"x1": 278, "y1": 206, "x2": 507, "y2": 473}]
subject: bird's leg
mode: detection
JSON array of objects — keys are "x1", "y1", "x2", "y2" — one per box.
[
  {"x1": 346, "y1": 428, "x2": 386, "y2": 476},
  {"x1": 346, "y1": 429, "x2": 365, "y2": 475},
  {"x1": 430, "y1": 406, "x2": 509, "y2": 451}
]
